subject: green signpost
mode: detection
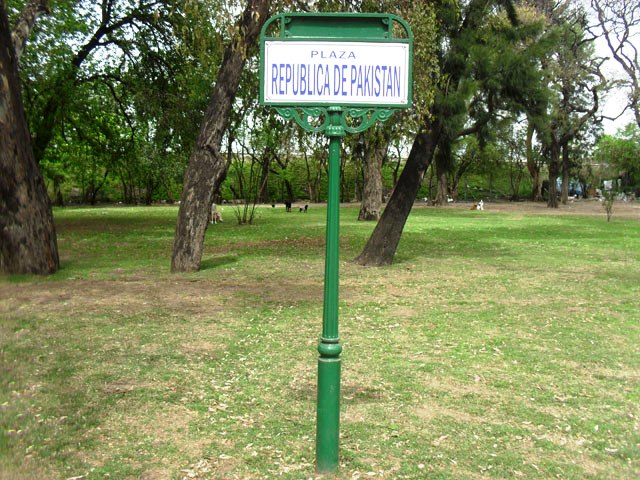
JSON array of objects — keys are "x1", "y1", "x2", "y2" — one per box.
[{"x1": 259, "y1": 12, "x2": 412, "y2": 473}]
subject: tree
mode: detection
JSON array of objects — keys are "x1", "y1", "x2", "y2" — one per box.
[
  {"x1": 0, "y1": 0, "x2": 59, "y2": 274},
  {"x1": 11, "y1": 0, "x2": 210, "y2": 206},
  {"x1": 349, "y1": 1, "x2": 427, "y2": 221},
  {"x1": 525, "y1": 116, "x2": 545, "y2": 200},
  {"x1": 591, "y1": 0, "x2": 640, "y2": 127},
  {"x1": 594, "y1": 123, "x2": 640, "y2": 192},
  {"x1": 355, "y1": 126, "x2": 439, "y2": 266},
  {"x1": 537, "y1": 1, "x2": 605, "y2": 207},
  {"x1": 357, "y1": 0, "x2": 546, "y2": 265},
  {"x1": 171, "y1": 0, "x2": 271, "y2": 272},
  {"x1": 22, "y1": 0, "x2": 178, "y2": 164}
]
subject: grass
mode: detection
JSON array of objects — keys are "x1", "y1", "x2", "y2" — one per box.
[{"x1": 1, "y1": 202, "x2": 639, "y2": 479}]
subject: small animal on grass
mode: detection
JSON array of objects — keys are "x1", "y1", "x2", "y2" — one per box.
[
  {"x1": 210, "y1": 203, "x2": 223, "y2": 224},
  {"x1": 285, "y1": 200, "x2": 292, "y2": 212},
  {"x1": 470, "y1": 200, "x2": 484, "y2": 211},
  {"x1": 299, "y1": 204, "x2": 309, "y2": 213}
]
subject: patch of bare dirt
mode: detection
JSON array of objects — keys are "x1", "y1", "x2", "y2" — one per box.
[
  {"x1": 0, "y1": 275, "x2": 324, "y2": 323},
  {"x1": 420, "y1": 199, "x2": 640, "y2": 220},
  {"x1": 414, "y1": 403, "x2": 481, "y2": 425},
  {"x1": 0, "y1": 463, "x2": 57, "y2": 480},
  {"x1": 79, "y1": 402, "x2": 209, "y2": 475},
  {"x1": 1, "y1": 278, "x2": 221, "y2": 319}
]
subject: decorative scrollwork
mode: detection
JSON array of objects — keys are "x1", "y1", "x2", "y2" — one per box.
[
  {"x1": 275, "y1": 107, "x2": 396, "y2": 136},
  {"x1": 342, "y1": 109, "x2": 394, "y2": 134},
  {"x1": 275, "y1": 107, "x2": 330, "y2": 133}
]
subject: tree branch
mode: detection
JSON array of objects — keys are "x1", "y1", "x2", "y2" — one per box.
[{"x1": 11, "y1": 0, "x2": 50, "y2": 61}]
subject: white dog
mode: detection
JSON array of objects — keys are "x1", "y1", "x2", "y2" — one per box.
[{"x1": 210, "y1": 203, "x2": 223, "y2": 224}]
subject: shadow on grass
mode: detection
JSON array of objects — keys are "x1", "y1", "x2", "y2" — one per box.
[{"x1": 200, "y1": 255, "x2": 239, "y2": 271}]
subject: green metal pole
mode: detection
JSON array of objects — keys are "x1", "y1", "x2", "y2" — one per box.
[{"x1": 316, "y1": 108, "x2": 344, "y2": 473}]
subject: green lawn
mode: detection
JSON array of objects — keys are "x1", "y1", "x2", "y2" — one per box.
[{"x1": 1, "y1": 203, "x2": 638, "y2": 479}]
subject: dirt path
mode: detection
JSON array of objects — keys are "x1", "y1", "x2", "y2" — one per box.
[{"x1": 412, "y1": 198, "x2": 640, "y2": 220}]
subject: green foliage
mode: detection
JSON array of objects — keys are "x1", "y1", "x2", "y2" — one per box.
[
  {"x1": 12, "y1": 0, "x2": 226, "y2": 204},
  {"x1": 594, "y1": 123, "x2": 640, "y2": 193},
  {"x1": 533, "y1": 1, "x2": 605, "y2": 161}
]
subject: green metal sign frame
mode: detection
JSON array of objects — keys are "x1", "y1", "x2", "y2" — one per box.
[{"x1": 259, "y1": 12, "x2": 413, "y2": 474}]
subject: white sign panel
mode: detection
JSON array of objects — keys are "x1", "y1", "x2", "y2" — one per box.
[{"x1": 263, "y1": 41, "x2": 410, "y2": 106}]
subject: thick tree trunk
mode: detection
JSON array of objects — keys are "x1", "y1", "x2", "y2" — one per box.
[
  {"x1": 358, "y1": 139, "x2": 388, "y2": 221},
  {"x1": 0, "y1": 1, "x2": 59, "y2": 274},
  {"x1": 355, "y1": 128, "x2": 437, "y2": 266},
  {"x1": 434, "y1": 155, "x2": 449, "y2": 206},
  {"x1": 171, "y1": 0, "x2": 270, "y2": 272}
]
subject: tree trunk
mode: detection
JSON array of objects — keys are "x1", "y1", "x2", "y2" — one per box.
[
  {"x1": 355, "y1": 127, "x2": 438, "y2": 266},
  {"x1": 53, "y1": 175, "x2": 64, "y2": 206},
  {"x1": 10, "y1": 0, "x2": 49, "y2": 61},
  {"x1": 0, "y1": 1, "x2": 59, "y2": 274},
  {"x1": 525, "y1": 121, "x2": 543, "y2": 201},
  {"x1": 358, "y1": 138, "x2": 388, "y2": 221},
  {"x1": 145, "y1": 176, "x2": 155, "y2": 205},
  {"x1": 427, "y1": 165, "x2": 435, "y2": 203},
  {"x1": 258, "y1": 156, "x2": 270, "y2": 203},
  {"x1": 560, "y1": 141, "x2": 569, "y2": 205},
  {"x1": 284, "y1": 179, "x2": 294, "y2": 204},
  {"x1": 303, "y1": 152, "x2": 316, "y2": 202},
  {"x1": 451, "y1": 155, "x2": 473, "y2": 200},
  {"x1": 547, "y1": 139, "x2": 560, "y2": 208},
  {"x1": 171, "y1": 0, "x2": 270, "y2": 272},
  {"x1": 434, "y1": 154, "x2": 449, "y2": 206},
  {"x1": 392, "y1": 144, "x2": 402, "y2": 188}
]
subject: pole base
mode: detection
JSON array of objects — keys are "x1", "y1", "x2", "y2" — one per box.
[{"x1": 316, "y1": 340, "x2": 341, "y2": 473}]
